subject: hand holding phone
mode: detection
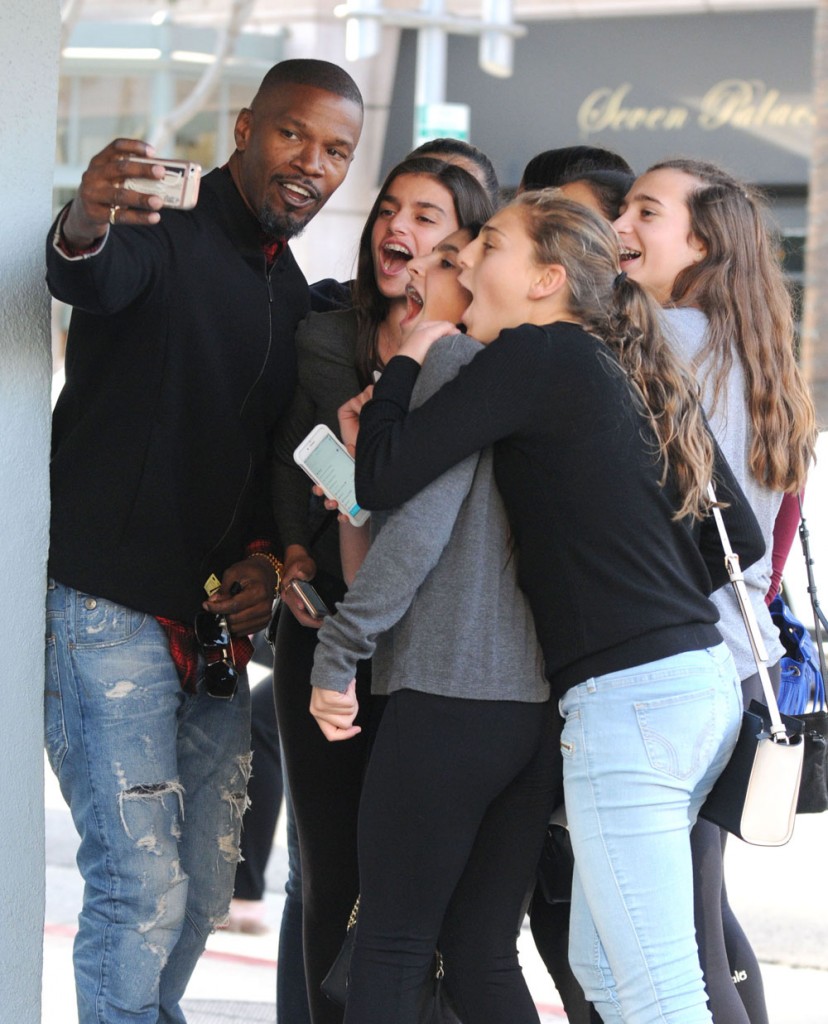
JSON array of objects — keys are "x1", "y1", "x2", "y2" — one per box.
[
  {"x1": 293, "y1": 425, "x2": 370, "y2": 527},
  {"x1": 289, "y1": 579, "x2": 331, "y2": 620},
  {"x1": 123, "y1": 158, "x2": 202, "y2": 209}
]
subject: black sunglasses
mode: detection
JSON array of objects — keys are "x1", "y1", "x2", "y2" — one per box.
[{"x1": 194, "y1": 611, "x2": 239, "y2": 700}]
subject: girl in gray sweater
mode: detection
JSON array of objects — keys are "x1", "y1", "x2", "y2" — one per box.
[
  {"x1": 269, "y1": 158, "x2": 493, "y2": 1024},
  {"x1": 310, "y1": 225, "x2": 561, "y2": 1024}
]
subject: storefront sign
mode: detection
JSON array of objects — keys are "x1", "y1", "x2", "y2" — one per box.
[
  {"x1": 577, "y1": 80, "x2": 814, "y2": 136},
  {"x1": 383, "y1": 10, "x2": 815, "y2": 188}
]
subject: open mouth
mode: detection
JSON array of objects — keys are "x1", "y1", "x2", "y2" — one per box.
[
  {"x1": 276, "y1": 178, "x2": 320, "y2": 209},
  {"x1": 400, "y1": 284, "x2": 424, "y2": 325},
  {"x1": 619, "y1": 247, "x2": 641, "y2": 266},
  {"x1": 379, "y1": 241, "x2": 413, "y2": 276}
]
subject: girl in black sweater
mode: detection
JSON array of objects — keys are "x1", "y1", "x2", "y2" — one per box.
[{"x1": 348, "y1": 191, "x2": 764, "y2": 1024}]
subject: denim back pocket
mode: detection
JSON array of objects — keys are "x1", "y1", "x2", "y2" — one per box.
[{"x1": 634, "y1": 688, "x2": 717, "y2": 781}]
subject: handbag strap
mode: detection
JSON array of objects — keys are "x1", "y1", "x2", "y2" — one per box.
[
  {"x1": 708, "y1": 484, "x2": 791, "y2": 742},
  {"x1": 796, "y1": 495, "x2": 828, "y2": 690}
]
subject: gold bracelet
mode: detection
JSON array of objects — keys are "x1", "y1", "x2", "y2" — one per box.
[{"x1": 250, "y1": 552, "x2": 283, "y2": 595}]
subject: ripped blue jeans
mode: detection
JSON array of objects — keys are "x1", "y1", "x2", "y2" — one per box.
[{"x1": 45, "y1": 580, "x2": 251, "y2": 1024}]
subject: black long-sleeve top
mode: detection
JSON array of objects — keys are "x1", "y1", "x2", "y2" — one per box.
[
  {"x1": 355, "y1": 321, "x2": 765, "y2": 698},
  {"x1": 47, "y1": 167, "x2": 309, "y2": 622}
]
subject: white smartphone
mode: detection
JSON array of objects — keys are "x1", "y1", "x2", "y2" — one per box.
[
  {"x1": 293, "y1": 425, "x2": 370, "y2": 527},
  {"x1": 123, "y1": 158, "x2": 202, "y2": 209}
]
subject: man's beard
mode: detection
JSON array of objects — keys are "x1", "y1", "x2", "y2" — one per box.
[{"x1": 259, "y1": 199, "x2": 315, "y2": 241}]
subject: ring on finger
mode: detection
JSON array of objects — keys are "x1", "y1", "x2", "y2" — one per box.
[{"x1": 109, "y1": 204, "x2": 120, "y2": 226}]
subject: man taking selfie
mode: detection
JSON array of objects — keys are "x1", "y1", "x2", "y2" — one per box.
[{"x1": 44, "y1": 58, "x2": 363, "y2": 1023}]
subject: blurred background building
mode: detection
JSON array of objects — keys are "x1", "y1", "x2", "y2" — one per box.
[{"x1": 55, "y1": 0, "x2": 815, "y2": 293}]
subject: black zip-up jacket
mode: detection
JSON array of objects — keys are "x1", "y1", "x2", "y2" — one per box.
[{"x1": 47, "y1": 167, "x2": 309, "y2": 622}]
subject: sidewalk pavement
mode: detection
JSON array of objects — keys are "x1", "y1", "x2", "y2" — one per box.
[{"x1": 43, "y1": 758, "x2": 828, "y2": 1024}]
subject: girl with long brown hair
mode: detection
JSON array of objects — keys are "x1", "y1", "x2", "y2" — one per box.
[
  {"x1": 309, "y1": 222, "x2": 560, "y2": 1024},
  {"x1": 615, "y1": 158, "x2": 817, "y2": 1024},
  {"x1": 346, "y1": 191, "x2": 765, "y2": 1024},
  {"x1": 270, "y1": 156, "x2": 493, "y2": 1024}
]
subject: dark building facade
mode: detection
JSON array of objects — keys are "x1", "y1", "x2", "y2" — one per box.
[{"x1": 383, "y1": 8, "x2": 813, "y2": 296}]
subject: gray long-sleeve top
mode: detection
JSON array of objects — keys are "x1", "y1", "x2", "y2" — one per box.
[
  {"x1": 663, "y1": 307, "x2": 784, "y2": 680},
  {"x1": 310, "y1": 334, "x2": 549, "y2": 703}
]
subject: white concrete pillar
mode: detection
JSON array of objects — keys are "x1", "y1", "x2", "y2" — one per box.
[{"x1": 0, "y1": 2, "x2": 59, "y2": 1020}]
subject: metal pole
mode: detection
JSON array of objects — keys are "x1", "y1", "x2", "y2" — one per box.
[{"x1": 414, "y1": 0, "x2": 447, "y2": 145}]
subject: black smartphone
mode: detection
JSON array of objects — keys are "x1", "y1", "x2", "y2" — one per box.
[{"x1": 290, "y1": 578, "x2": 331, "y2": 619}]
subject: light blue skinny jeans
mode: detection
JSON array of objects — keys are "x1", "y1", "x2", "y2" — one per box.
[
  {"x1": 45, "y1": 580, "x2": 252, "y2": 1024},
  {"x1": 559, "y1": 642, "x2": 742, "y2": 1024}
]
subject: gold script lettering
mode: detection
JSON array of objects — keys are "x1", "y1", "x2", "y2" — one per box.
[
  {"x1": 698, "y1": 79, "x2": 815, "y2": 130},
  {"x1": 578, "y1": 83, "x2": 689, "y2": 135},
  {"x1": 577, "y1": 81, "x2": 813, "y2": 135}
]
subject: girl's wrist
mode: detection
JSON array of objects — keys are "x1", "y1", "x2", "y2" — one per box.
[{"x1": 398, "y1": 337, "x2": 430, "y2": 365}]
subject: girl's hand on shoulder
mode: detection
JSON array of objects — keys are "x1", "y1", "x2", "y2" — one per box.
[
  {"x1": 310, "y1": 680, "x2": 361, "y2": 742},
  {"x1": 398, "y1": 320, "x2": 457, "y2": 365},
  {"x1": 395, "y1": 321, "x2": 456, "y2": 366},
  {"x1": 337, "y1": 385, "x2": 374, "y2": 450}
]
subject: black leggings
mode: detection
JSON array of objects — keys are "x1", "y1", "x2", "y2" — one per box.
[
  {"x1": 528, "y1": 898, "x2": 601, "y2": 1024},
  {"x1": 344, "y1": 689, "x2": 562, "y2": 1024},
  {"x1": 273, "y1": 609, "x2": 381, "y2": 1024},
  {"x1": 690, "y1": 664, "x2": 777, "y2": 1024}
]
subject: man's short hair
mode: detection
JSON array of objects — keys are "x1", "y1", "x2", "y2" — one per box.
[{"x1": 255, "y1": 59, "x2": 364, "y2": 111}]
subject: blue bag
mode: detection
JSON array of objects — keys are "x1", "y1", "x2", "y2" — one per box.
[
  {"x1": 770, "y1": 594, "x2": 826, "y2": 714},
  {"x1": 769, "y1": 594, "x2": 828, "y2": 813}
]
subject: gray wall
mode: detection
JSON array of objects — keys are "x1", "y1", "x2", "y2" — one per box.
[{"x1": 0, "y1": 1, "x2": 60, "y2": 1019}]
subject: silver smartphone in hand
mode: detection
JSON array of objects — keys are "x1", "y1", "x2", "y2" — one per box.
[
  {"x1": 289, "y1": 579, "x2": 331, "y2": 619},
  {"x1": 293, "y1": 424, "x2": 370, "y2": 527},
  {"x1": 123, "y1": 158, "x2": 202, "y2": 209}
]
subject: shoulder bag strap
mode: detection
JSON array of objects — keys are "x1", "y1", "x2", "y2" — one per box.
[
  {"x1": 797, "y1": 495, "x2": 828, "y2": 685},
  {"x1": 794, "y1": 497, "x2": 826, "y2": 712},
  {"x1": 708, "y1": 484, "x2": 790, "y2": 742}
]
